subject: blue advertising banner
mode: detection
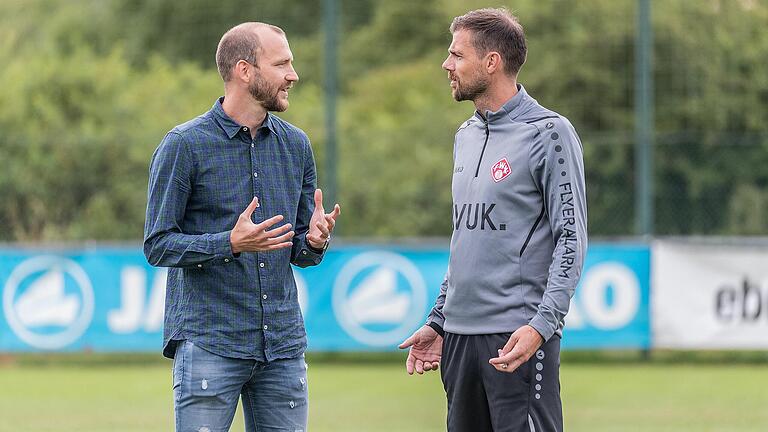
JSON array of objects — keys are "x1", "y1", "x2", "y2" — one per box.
[
  {"x1": 561, "y1": 244, "x2": 650, "y2": 349},
  {"x1": 0, "y1": 248, "x2": 166, "y2": 351},
  {"x1": 0, "y1": 244, "x2": 649, "y2": 352}
]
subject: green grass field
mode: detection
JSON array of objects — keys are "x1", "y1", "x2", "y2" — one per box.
[{"x1": 1, "y1": 355, "x2": 767, "y2": 431}]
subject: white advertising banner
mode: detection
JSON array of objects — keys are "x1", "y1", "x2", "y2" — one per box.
[{"x1": 653, "y1": 240, "x2": 768, "y2": 349}]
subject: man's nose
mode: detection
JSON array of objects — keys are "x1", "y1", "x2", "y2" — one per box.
[
  {"x1": 287, "y1": 66, "x2": 299, "y2": 82},
  {"x1": 442, "y1": 58, "x2": 453, "y2": 71}
]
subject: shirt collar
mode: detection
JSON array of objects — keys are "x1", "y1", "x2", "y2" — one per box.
[
  {"x1": 211, "y1": 97, "x2": 277, "y2": 139},
  {"x1": 474, "y1": 84, "x2": 531, "y2": 123}
]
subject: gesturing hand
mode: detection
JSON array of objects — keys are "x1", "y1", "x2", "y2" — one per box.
[
  {"x1": 230, "y1": 197, "x2": 295, "y2": 254},
  {"x1": 488, "y1": 325, "x2": 543, "y2": 373},
  {"x1": 398, "y1": 325, "x2": 443, "y2": 375},
  {"x1": 306, "y1": 188, "x2": 341, "y2": 250}
]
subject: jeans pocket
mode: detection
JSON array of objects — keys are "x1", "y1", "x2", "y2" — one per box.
[
  {"x1": 172, "y1": 341, "x2": 187, "y2": 390},
  {"x1": 187, "y1": 343, "x2": 231, "y2": 397}
]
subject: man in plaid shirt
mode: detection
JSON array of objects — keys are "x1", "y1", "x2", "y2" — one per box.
[{"x1": 144, "y1": 22, "x2": 340, "y2": 432}]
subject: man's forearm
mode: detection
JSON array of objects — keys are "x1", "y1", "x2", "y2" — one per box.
[{"x1": 144, "y1": 230, "x2": 235, "y2": 268}]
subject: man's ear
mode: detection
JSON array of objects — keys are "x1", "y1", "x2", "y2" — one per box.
[
  {"x1": 234, "y1": 60, "x2": 251, "y2": 84},
  {"x1": 486, "y1": 51, "x2": 503, "y2": 74}
]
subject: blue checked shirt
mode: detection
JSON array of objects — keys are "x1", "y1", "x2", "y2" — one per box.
[{"x1": 144, "y1": 97, "x2": 325, "y2": 361}]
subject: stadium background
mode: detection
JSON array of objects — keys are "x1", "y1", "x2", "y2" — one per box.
[{"x1": 1, "y1": 0, "x2": 768, "y2": 431}]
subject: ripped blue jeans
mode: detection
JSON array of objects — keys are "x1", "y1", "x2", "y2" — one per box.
[{"x1": 173, "y1": 340, "x2": 308, "y2": 432}]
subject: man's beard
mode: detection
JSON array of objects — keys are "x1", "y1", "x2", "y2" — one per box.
[
  {"x1": 249, "y1": 75, "x2": 288, "y2": 112},
  {"x1": 452, "y1": 73, "x2": 490, "y2": 102}
]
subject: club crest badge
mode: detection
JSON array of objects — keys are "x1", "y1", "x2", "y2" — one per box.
[{"x1": 491, "y1": 158, "x2": 511, "y2": 183}]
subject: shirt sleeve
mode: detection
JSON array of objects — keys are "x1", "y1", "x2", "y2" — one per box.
[
  {"x1": 527, "y1": 117, "x2": 588, "y2": 341},
  {"x1": 426, "y1": 133, "x2": 460, "y2": 330},
  {"x1": 426, "y1": 267, "x2": 450, "y2": 329},
  {"x1": 290, "y1": 133, "x2": 326, "y2": 268},
  {"x1": 143, "y1": 131, "x2": 237, "y2": 268}
]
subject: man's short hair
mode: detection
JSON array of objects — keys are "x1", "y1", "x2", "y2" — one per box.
[
  {"x1": 450, "y1": 8, "x2": 527, "y2": 76},
  {"x1": 216, "y1": 22, "x2": 285, "y2": 82}
]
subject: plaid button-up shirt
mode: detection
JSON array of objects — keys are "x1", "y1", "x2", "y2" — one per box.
[{"x1": 144, "y1": 97, "x2": 325, "y2": 361}]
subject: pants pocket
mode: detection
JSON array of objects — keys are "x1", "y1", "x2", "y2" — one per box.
[
  {"x1": 187, "y1": 342, "x2": 234, "y2": 398},
  {"x1": 172, "y1": 341, "x2": 186, "y2": 402}
]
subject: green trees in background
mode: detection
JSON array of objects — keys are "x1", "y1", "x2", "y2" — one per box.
[
  {"x1": 0, "y1": 49, "x2": 220, "y2": 240},
  {"x1": 0, "y1": 1, "x2": 220, "y2": 240},
  {"x1": 0, "y1": 0, "x2": 766, "y2": 241},
  {"x1": 652, "y1": 0, "x2": 768, "y2": 234}
]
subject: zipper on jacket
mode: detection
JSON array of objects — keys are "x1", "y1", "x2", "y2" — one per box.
[{"x1": 474, "y1": 121, "x2": 490, "y2": 177}]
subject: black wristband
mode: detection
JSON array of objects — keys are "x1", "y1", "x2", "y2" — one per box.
[
  {"x1": 307, "y1": 243, "x2": 325, "y2": 254},
  {"x1": 306, "y1": 237, "x2": 328, "y2": 254},
  {"x1": 427, "y1": 321, "x2": 445, "y2": 338}
]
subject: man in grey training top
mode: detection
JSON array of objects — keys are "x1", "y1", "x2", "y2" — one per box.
[{"x1": 400, "y1": 8, "x2": 587, "y2": 432}]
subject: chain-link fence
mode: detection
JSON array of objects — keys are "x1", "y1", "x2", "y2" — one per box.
[{"x1": 1, "y1": 0, "x2": 766, "y2": 241}]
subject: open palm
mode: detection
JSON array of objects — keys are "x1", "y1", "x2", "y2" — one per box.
[{"x1": 399, "y1": 325, "x2": 443, "y2": 375}]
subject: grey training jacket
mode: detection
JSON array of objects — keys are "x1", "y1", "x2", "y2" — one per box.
[{"x1": 427, "y1": 85, "x2": 587, "y2": 341}]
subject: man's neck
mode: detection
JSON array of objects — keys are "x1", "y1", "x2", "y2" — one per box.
[
  {"x1": 474, "y1": 79, "x2": 519, "y2": 116},
  {"x1": 221, "y1": 91, "x2": 267, "y2": 137}
]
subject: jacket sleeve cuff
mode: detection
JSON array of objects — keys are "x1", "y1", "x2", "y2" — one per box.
[
  {"x1": 211, "y1": 231, "x2": 237, "y2": 259},
  {"x1": 528, "y1": 314, "x2": 555, "y2": 342},
  {"x1": 298, "y1": 237, "x2": 325, "y2": 264},
  {"x1": 426, "y1": 313, "x2": 445, "y2": 331},
  {"x1": 306, "y1": 238, "x2": 327, "y2": 254},
  {"x1": 426, "y1": 321, "x2": 445, "y2": 338}
]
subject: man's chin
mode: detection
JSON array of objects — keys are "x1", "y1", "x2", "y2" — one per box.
[
  {"x1": 275, "y1": 94, "x2": 291, "y2": 111},
  {"x1": 261, "y1": 99, "x2": 289, "y2": 113},
  {"x1": 274, "y1": 100, "x2": 289, "y2": 112}
]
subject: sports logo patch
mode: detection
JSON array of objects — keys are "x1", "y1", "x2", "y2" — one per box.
[{"x1": 491, "y1": 158, "x2": 511, "y2": 183}]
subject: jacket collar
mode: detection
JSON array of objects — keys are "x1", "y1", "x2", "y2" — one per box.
[{"x1": 474, "y1": 84, "x2": 533, "y2": 123}]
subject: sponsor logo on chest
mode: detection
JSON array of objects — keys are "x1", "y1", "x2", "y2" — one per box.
[{"x1": 454, "y1": 202, "x2": 506, "y2": 231}]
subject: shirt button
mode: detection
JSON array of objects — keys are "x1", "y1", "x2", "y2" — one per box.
[
  {"x1": 263, "y1": 325, "x2": 268, "y2": 330},
  {"x1": 197, "y1": 264, "x2": 202, "y2": 268},
  {"x1": 302, "y1": 250, "x2": 307, "y2": 255},
  {"x1": 259, "y1": 262, "x2": 265, "y2": 268},
  {"x1": 243, "y1": 126, "x2": 248, "y2": 132},
  {"x1": 253, "y1": 172, "x2": 258, "y2": 178},
  {"x1": 251, "y1": 143, "x2": 254, "y2": 148},
  {"x1": 262, "y1": 294, "x2": 268, "y2": 300},
  {"x1": 224, "y1": 258, "x2": 230, "y2": 263}
]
